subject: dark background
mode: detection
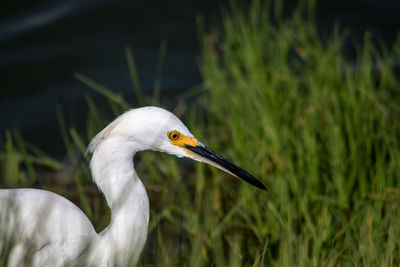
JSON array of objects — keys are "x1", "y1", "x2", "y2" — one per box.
[{"x1": 1, "y1": 0, "x2": 399, "y2": 157}]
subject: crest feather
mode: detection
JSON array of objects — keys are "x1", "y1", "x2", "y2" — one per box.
[{"x1": 86, "y1": 113, "x2": 127, "y2": 155}]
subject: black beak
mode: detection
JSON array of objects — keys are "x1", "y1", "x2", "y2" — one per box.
[{"x1": 184, "y1": 143, "x2": 267, "y2": 191}]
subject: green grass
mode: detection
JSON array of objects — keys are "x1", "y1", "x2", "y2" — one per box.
[{"x1": 1, "y1": 0, "x2": 400, "y2": 266}]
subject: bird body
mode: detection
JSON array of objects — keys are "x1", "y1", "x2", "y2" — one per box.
[
  {"x1": 0, "y1": 106, "x2": 266, "y2": 266},
  {"x1": 0, "y1": 189, "x2": 97, "y2": 265}
]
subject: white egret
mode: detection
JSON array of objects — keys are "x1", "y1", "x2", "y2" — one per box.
[{"x1": 0, "y1": 106, "x2": 266, "y2": 266}]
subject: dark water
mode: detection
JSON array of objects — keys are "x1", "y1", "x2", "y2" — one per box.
[
  {"x1": 1, "y1": 0, "x2": 399, "y2": 157},
  {"x1": 1, "y1": 0, "x2": 223, "y2": 156}
]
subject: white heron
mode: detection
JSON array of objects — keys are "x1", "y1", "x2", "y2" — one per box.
[{"x1": 0, "y1": 106, "x2": 266, "y2": 266}]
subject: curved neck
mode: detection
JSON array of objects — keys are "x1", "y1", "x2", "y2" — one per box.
[{"x1": 89, "y1": 138, "x2": 150, "y2": 265}]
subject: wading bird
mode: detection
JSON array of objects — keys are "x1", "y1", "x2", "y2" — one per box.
[{"x1": 0, "y1": 106, "x2": 266, "y2": 266}]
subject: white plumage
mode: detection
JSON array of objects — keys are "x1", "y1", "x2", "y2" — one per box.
[{"x1": 0, "y1": 106, "x2": 266, "y2": 266}]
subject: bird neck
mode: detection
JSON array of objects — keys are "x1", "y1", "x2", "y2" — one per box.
[{"x1": 89, "y1": 139, "x2": 150, "y2": 264}]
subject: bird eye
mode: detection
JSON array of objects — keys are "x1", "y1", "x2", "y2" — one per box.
[{"x1": 168, "y1": 131, "x2": 180, "y2": 140}]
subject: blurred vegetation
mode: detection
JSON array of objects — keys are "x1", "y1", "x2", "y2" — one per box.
[{"x1": 1, "y1": 0, "x2": 400, "y2": 266}]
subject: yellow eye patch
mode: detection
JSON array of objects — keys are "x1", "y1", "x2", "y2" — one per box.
[
  {"x1": 168, "y1": 131, "x2": 180, "y2": 140},
  {"x1": 168, "y1": 130, "x2": 198, "y2": 148}
]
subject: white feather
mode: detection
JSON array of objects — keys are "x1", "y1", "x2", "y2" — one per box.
[{"x1": 0, "y1": 106, "x2": 195, "y2": 266}]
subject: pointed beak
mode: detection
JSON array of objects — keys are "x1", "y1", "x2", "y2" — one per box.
[{"x1": 184, "y1": 143, "x2": 267, "y2": 191}]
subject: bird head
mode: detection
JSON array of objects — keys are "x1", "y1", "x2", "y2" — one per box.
[{"x1": 88, "y1": 106, "x2": 267, "y2": 190}]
